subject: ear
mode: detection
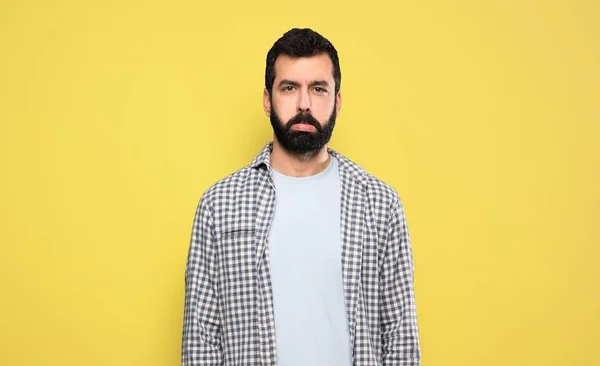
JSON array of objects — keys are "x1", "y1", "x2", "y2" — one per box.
[
  {"x1": 263, "y1": 88, "x2": 272, "y2": 117},
  {"x1": 335, "y1": 91, "x2": 342, "y2": 115}
]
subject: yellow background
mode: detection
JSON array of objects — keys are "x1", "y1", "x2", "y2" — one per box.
[{"x1": 1, "y1": 0, "x2": 598, "y2": 365}]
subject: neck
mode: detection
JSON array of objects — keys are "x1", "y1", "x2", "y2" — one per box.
[{"x1": 270, "y1": 139, "x2": 331, "y2": 177}]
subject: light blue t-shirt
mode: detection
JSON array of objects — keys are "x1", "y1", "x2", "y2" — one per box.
[{"x1": 268, "y1": 156, "x2": 352, "y2": 366}]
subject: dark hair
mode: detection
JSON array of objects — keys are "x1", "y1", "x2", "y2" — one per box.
[{"x1": 265, "y1": 28, "x2": 341, "y2": 95}]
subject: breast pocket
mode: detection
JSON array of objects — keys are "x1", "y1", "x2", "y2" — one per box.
[{"x1": 218, "y1": 228, "x2": 256, "y2": 289}]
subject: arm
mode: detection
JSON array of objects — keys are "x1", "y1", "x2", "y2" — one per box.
[
  {"x1": 182, "y1": 195, "x2": 223, "y2": 365},
  {"x1": 380, "y1": 196, "x2": 421, "y2": 365}
]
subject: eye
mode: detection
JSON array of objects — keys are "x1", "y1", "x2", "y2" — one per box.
[
  {"x1": 314, "y1": 87, "x2": 327, "y2": 93},
  {"x1": 282, "y1": 86, "x2": 295, "y2": 92}
]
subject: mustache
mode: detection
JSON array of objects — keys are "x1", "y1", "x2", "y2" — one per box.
[{"x1": 285, "y1": 112, "x2": 323, "y2": 132}]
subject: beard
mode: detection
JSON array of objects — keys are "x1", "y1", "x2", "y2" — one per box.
[{"x1": 269, "y1": 101, "x2": 337, "y2": 155}]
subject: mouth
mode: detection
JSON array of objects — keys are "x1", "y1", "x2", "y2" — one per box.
[{"x1": 290, "y1": 123, "x2": 317, "y2": 132}]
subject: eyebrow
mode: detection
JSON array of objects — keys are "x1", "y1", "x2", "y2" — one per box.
[{"x1": 277, "y1": 79, "x2": 331, "y2": 88}]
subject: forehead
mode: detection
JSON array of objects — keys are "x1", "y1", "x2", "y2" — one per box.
[{"x1": 274, "y1": 53, "x2": 334, "y2": 82}]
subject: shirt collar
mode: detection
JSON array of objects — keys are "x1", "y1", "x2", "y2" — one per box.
[{"x1": 250, "y1": 142, "x2": 369, "y2": 188}]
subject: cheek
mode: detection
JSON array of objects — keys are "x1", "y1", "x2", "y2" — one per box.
[
  {"x1": 272, "y1": 96, "x2": 296, "y2": 120},
  {"x1": 312, "y1": 98, "x2": 336, "y2": 121}
]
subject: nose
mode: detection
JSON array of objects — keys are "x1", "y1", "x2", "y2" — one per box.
[{"x1": 297, "y1": 89, "x2": 311, "y2": 113}]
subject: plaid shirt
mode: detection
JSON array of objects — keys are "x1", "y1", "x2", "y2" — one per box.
[{"x1": 182, "y1": 142, "x2": 420, "y2": 366}]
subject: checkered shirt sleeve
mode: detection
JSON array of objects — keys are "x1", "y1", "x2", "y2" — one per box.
[
  {"x1": 380, "y1": 196, "x2": 420, "y2": 365},
  {"x1": 182, "y1": 195, "x2": 223, "y2": 365}
]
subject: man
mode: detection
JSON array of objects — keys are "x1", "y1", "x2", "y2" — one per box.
[{"x1": 182, "y1": 28, "x2": 420, "y2": 366}]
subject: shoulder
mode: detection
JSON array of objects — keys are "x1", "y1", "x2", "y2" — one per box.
[
  {"x1": 333, "y1": 151, "x2": 404, "y2": 210},
  {"x1": 198, "y1": 164, "x2": 260, "y2": 209},
  {"x1": 194, "y1": 163, "x2": 270, "y2": 235}
]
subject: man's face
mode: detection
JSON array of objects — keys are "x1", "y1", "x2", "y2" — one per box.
[{"x1": 264, "y1": 53, "x2": 342, "y2": 154}]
